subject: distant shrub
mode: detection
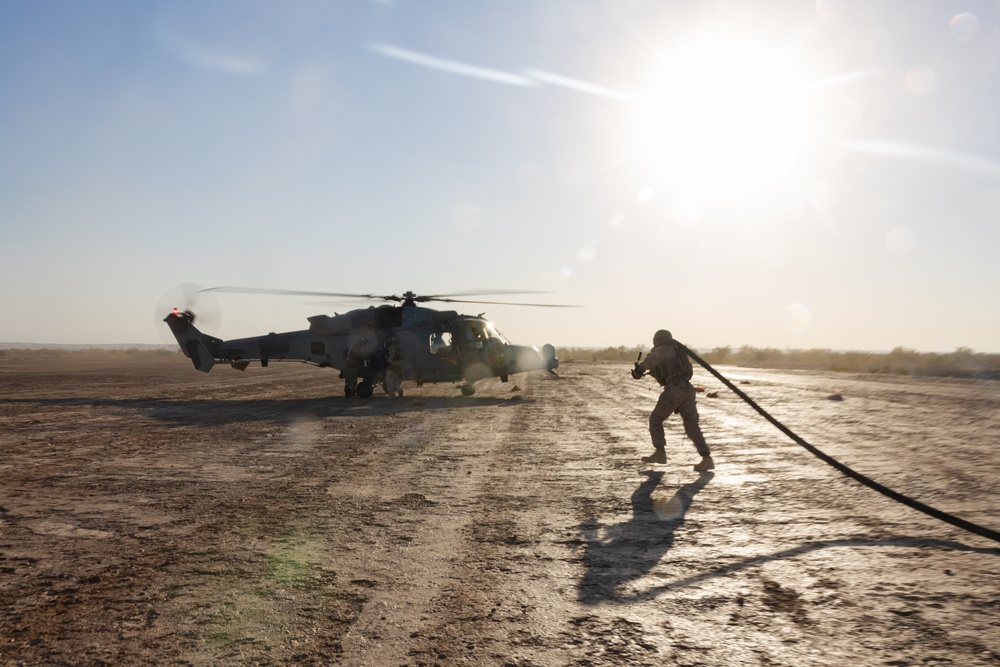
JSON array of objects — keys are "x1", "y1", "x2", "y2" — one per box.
[
  {"x1": 556, "y1": 345, "x2": 1000, "y2": 380},
  {"x1": 556, "y1": 345, "x2": 645, "y2": 363},
  {"x1": 699, "y1": 345, "x2": 1000, "y2": 380}
]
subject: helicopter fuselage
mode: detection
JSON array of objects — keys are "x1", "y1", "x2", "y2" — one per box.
[{"x1": 164, "y1": 303, "x2": 558, "y2": 397}]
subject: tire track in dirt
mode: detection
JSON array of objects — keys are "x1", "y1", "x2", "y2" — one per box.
[{"x1": 333, "y1": 387, "x2": 525, "y2": 666}]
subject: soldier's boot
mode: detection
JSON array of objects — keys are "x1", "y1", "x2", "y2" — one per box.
[
  {"x1": 693, "y1": 455, "x2": 715, "y2": 472},
  {"x1": 641, "y1": 450, "x2": 667, "y2": 464}
]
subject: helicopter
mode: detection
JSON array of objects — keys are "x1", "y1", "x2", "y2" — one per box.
[{"x1": 163, "y1": 288, "x2": 569, "y2": 397}]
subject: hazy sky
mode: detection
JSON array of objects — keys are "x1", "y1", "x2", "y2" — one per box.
[{"x1": 2, "y1": 0, "x2": 999, "y2": 352}]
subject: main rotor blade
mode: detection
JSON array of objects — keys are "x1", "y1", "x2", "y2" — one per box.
[
  {"x1": 201, "y1": 286, "x2": 560, "y2": 300},
  {"x1": 418, "y1": 289, "x2": 553, "y2": 299},
  {"x1": 199, "y1": 286, "x2": 579, "y2": 307},
  {"x1": 200, "y1": 286, "x2": 383, "y2": 300},
  {"x1": 430, "y1": 297, "x2": 580, "y2": 308}
]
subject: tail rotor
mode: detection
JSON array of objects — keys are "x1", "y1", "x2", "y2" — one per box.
[{"x1": 154, "y1": 283, "x2": 221, "y2": 344}]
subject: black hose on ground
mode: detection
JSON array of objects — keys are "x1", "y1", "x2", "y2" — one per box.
[{"x1": 677, "y1": 343, "x2": 1000, "y2": 545}]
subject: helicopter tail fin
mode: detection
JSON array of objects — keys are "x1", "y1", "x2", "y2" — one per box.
[{"x1": 163, "y1": 310, "x2": 223, "y2": 373}]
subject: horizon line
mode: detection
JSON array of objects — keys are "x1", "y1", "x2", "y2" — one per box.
[{"x1": 2, "y1": 342, "x2": 997, "y2": 356}]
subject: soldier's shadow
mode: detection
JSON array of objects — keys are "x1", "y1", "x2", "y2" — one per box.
[{"x1": 577, "y1": 470, "x2": 713, "y2": 605}]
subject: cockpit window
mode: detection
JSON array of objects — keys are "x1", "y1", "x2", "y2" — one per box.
[
  {"x1": 486, "y1": 323, "x2": 508, "y2": 343},
  {"x1": 430, "y1": 331, "x2": 453, "y2": 354},
  {"x1": 465, "y1": 323, "x2": 486, "y2": 348}
]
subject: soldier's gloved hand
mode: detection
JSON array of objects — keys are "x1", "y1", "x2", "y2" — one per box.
[{"x1": 631, "y1": 362, "x2": 644, "y2": 380}]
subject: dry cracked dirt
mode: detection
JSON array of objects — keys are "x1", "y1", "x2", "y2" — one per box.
[{"x1": 1, "y1": 356, "x2": 998, "y2": 666}]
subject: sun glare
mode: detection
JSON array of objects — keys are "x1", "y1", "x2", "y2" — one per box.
[{"x1": 637, "y1": 35, "x2": 809, "y2": 199}]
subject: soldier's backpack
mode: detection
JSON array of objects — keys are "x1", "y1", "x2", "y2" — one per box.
[
  {"x1": 651, "y1": 341, "x2": 694, "y2": 384},
  {"x1": 673, "y1": 341, "x2": 694, "y2": 381}
]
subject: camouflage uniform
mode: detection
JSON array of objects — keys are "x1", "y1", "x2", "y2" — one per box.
[
  {"x1": 385, "y1": 339, "x2": 403, "y2": 398},
  {"x1": 344, "y1": 338, "x2": 366, "y2": 397},
  {"x1": 636, "y1": 330, "x2": 711, "y2": 464}
]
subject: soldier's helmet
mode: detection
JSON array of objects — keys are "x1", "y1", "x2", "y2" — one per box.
[{"x1": 653, "y1": 329, "x2": 672, "y2": 346}]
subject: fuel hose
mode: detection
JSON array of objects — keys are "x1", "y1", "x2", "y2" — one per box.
[{"x1": 677, "y1": 342, "x2": 1000, "y2": 545}]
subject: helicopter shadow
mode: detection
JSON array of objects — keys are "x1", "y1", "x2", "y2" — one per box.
[
  {"x1": 0, "y1": 394, "x2": 523, "y2": 428},
  {"x1": 577, "y1": 470, "x2": 714, "y2": 605}
]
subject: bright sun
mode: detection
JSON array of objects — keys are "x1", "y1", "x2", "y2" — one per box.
[{"x1": 637, "y1": 34, "x2": 809, "y2": 199}]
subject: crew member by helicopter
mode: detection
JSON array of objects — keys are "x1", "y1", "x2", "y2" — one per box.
[
  {"x1": 631, "y1": 329, "x2": 714, "y2": 471},
  {"x1": 344, "y1": 336, "x2": 367, "y2": 398},
  {"x1": 384, "y1": 337, "x2": 403, "y2": 398}
]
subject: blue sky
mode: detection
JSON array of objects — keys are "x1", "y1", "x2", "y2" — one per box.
[{"x1": 1, "y1": 0, "x2": 999, "y2": 352}]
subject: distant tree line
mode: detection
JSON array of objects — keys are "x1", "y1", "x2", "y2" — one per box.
[
  {"x1": 556, "y1": 345, "x2": 1000, "y2": 380},
  {"x1": 0, "y1": 347, "x2": 181, "y2": 359}
]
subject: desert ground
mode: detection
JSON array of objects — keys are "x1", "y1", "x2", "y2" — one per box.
[{"x1": 1, "y1": 355, "x2": 998, "y2": 666}]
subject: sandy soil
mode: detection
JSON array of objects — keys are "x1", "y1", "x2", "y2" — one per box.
[{"x1": 1, "y1": 356, "x2": 998, "y2": 666}]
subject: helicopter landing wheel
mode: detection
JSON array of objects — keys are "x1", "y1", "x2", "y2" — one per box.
[
  {"x1": 461, "y1": 383, "x2": 476, "y2": 397},
  {"x1": 356, "y1": 380, "x2": 374, "y2": 398}
]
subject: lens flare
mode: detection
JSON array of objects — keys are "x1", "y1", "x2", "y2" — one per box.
[
  {"x1": 652, "y1": 491, "x2": 687, "y2": 521},
  {"x1": 950, "y1": 13, "x2": 981, "y2": 43}
]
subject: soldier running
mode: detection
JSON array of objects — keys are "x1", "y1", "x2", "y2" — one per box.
[{"x1": 631, "y1": 329, "x2": 714, "y2": 471}]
